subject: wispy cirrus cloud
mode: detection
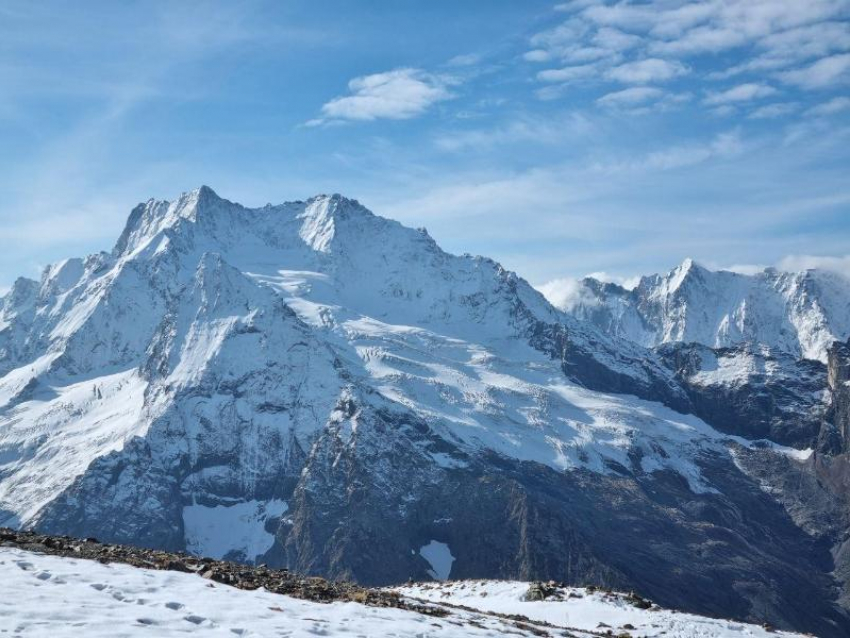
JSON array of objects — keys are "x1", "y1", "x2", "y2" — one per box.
[
  {"x1": 524, "y1": 0, "x2": 850, "y2": 120},
  {"x1": 777, "y1": 253, "x2": 850, "y2": 275},
  {"x1": 704, "y1": 82, "x2": 777, "y2": 105},
  {"x1": 806, "y1": 96, "x2": 850, "y2": 116},
  {"x1": 537, "y1": 63, "x2": 598, "y2": 83},
  {"x1": 433, "y1": 112, "x2": 595, "y2": 152},
  {"x1": 747, "y1": 102, "x2": 799, "y2": 119},
  {"x1": 714, "y1": 22, "x2": 850, "y2": 80},
  {"x1": 778, "y1": 53, "x2": 850, "y2": 88},
  {"x1": 597, "y1": 86, "x2": 664, "y2": 107},
  {"x1": 605, "y1": 58, "x2": 689, "y2": 84},
  {"x1": 307, "y1": 68, "x2": 457, "y2": 126},
  {"x1": 597, "y1": 87, "x2": 691, "y2": 114},
  {"x1": 2, "y1": 0, "x2": 849, "y2": 294}
]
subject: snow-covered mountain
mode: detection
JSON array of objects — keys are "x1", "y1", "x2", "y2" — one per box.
[
  {"x1": 551, "y1": 258, "x2": 850, "y2": 363},
  {"x1": 1, "y1": 547, "x2": 807, "y2": 638},
  {"x1": 2, "y1": 187, "x2": 850, "y2": 636}
]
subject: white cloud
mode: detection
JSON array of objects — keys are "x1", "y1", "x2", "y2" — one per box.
[
  {"x1": 583, "y1": 0, "x2": 849, "y2": 55},
  {"x1": 369, "y1": 119, "x2": 850, "y2": 285},
  {"x1": 597, "y1": 86, "x2": 663, "y2": 107},
  {"x1": 704, "y1": 82, "x2": 777, "y2": 105},
  {"x1": 528, "y1": 18, "x2": 590, "y2": 57},
  {"x1": 639, "y1": 130, "x2": 744, "y2": 170},
  {"x1": 537, "y1": 270, "x2": 643, "y2": 311},
  {"x1": 536, "y1": 277, "x2": 593, "y2": 311},
  {"x1": 806, "y1": 96, "x2": 850, "y2": 116},
  {"x1": 721, "y1": 263, "x2": 769, "y2": 276},
  {"x1": 446, "y1": 53, "x2": 480, "y2": 67},
  {"x1": 310, "y1": 68, "x2": 456, "y2": 125},
  {"x1": 593, "y1": 27, "x2": 643, "y2": 52},
  {"x1": 747, "y1": 102, "x2": 799, "y2": 119},
  {"x1": 523, "y1": 49, "x2": 552, "y2": 62},
  {"x1": 778, "y1": 53, "x2": 850, "y2": 89},
  {"x1": 756, "y1": 22, "x2": 850, "y2": 67},
  {"x1": 554, "y1": 0, "x2": 600, "y2": 13},
  {"x1": 605, "y1": 58, "x2": 689, "y2": 84},
  {"x1": 650, "y1": 26, "x2": 749, "y2": 56},
  {"x1": 434, "y1": 112, "x2": 594, "y2": 152},
  {"x1": 777, "y1": 254, "x2": 850, "y2": 276},
  {"x1": 525, "y1": 0, "x2": 850, "y2": 114},
  {"x1": 709, "y1": 104, "x2": 738, "y2": 117},
  {"x1": 537, "y1": 63, "x2": 598, "y2": 83},
  {"x1": 696, "y1": 21, "x2": 850, "y2": 81},
  {"x1": 586, "y1": 271, "x2": 641, "y2": 290}
]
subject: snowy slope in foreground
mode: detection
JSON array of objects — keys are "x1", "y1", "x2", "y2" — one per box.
[
  {"x1": 0, "y1": 549, "x2": 806, "y2": 638},
  {"x1": 394, "y1": 581, "x2": 805, "y2": 638},
  {"x1": 0, "y1": 548, "x2": 541, "y2": 638}
]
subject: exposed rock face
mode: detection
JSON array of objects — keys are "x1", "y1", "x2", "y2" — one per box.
[
  {"x1": 657, "y1": 342, "x2": 828, "y2": 447},
  {"x1": 1, "y1": 187, "x2": 850, "y2": 636},
  {"x1": 821, "y1": 339, "x2": 850, "y2": 454}
]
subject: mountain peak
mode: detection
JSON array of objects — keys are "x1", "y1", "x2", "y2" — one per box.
[
  {"x1": 113, "y1": 188, "x2": 383, "y2": 258},
  {"x1": 304, "y1": 193, "x2": 372, "y2": 217},
  {"x1": 113, "y1": 186, "x2": 239, "y2": 257},
  {"x1": 173, "y1": 184, "x2": 232, "y2": 217},
  {"x1": 676, "y1": 257, "x2": 711, "y2": 276},
  {"x1": 195, "y1": 184, "x2": 219, "y2": 199},
  {"x1": 1, "y1": 276, "x2": 38, "y2": 313},
  {"x1": 666, "y1": 257, "x2": 707, "y2": 292}
]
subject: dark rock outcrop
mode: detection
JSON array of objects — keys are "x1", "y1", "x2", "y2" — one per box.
[
  {"x1": 820, "y1": 339, "x2": 850, "y2": 454},
  {"x1": 658, "y1": 342, "x2": 827, "y2": 447}
]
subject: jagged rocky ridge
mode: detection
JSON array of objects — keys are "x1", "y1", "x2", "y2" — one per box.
[{"x1": 1, "y1": 187, "x2": 850, "y2": 636}]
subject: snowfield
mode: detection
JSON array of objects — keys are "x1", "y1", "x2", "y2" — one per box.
[
  {"x1": 0, "y1": 548, "x2": 538, "y2": 638},
  {"x1": 0, "y1": 548, "x2": 808, "y2": 638}
]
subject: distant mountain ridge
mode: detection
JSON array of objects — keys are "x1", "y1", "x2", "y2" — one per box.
[
  {"x1": 550, "y1": 258, "x2": 850, "y2": 363},
  {"x1": 2, "y1": 187, "x2": 850, "y2": 637}
]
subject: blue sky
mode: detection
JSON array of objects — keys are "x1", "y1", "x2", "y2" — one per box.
[{"x1": 1, "y1": 0, "x2": 849, "y2": 294}]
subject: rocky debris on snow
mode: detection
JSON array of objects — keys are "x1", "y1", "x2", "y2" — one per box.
[
  {"x1": 524, "y1": 583, "x2": 656, "y2": 611},
  {"x1": 0, "y1": 527, "x2": 444, "y2": 616},
  {"x1": 524, "y1": 582, "x2": 556, "y2": 601},
  {"x1": 394, "y1": 580, "x2": 806, "y2": 638}
]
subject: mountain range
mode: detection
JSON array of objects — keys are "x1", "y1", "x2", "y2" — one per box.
[
  {"x1": 2, "y1": 187, "x2": 850, "y2": 637},
  {"x1": 552, "y1": 258, "x2": 850, "y2": 363}
]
